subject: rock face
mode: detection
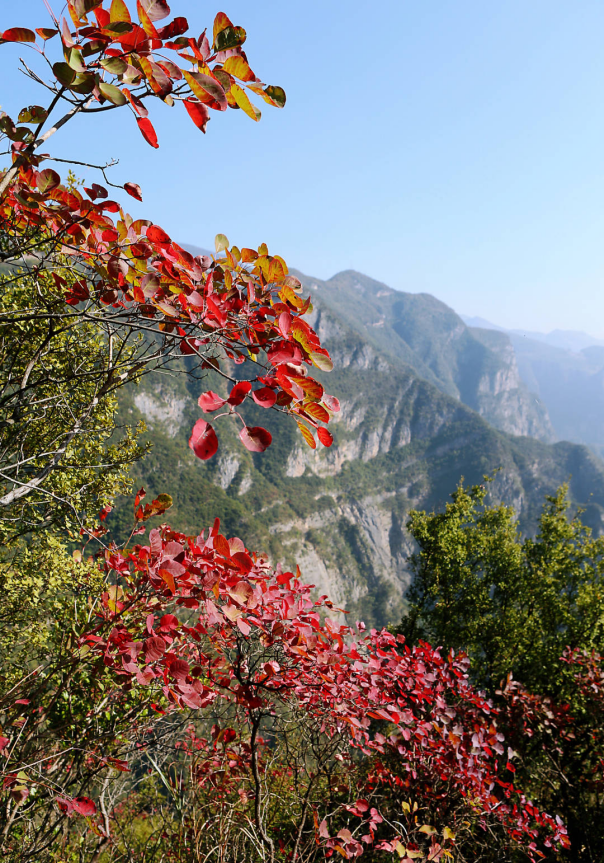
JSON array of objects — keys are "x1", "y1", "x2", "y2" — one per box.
[{"x1": 117, "y1": 267, "x2": 604, "y2": 629}]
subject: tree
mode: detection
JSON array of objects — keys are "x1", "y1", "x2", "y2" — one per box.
[
  {"x1": 0, "y1": 0, "x2": 337, "y2": 534},
  {"x1": 400, "y1": 479, "x2": 604, "y2": 862}
]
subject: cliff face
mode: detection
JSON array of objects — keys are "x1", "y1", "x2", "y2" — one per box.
[
  {"x1": 115, "y1": 268, "x2": 603, "y2": 629},
  {"x1": 301, "y1": 271, "x2": 554, "y2": 442}
]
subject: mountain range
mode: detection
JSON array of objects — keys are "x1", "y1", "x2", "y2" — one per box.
[{"x1": 113, "y1": 264, "x2": 604, "y2": 629}]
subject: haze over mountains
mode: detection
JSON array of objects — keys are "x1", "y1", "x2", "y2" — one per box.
[
  {"x1": 115, "y1": 259, "x2": 604, "y2": 629},
  {"x1": 461, "y1": 315, "x2": 604, "y2": 458}
]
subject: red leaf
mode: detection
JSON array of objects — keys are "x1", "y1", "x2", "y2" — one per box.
[
  {"x1": 2, "y1": 28, "x2": 36, "y2": 43},
  {"x1": 232, "y1": 551, "x2": 253, "y2": 574},
  {"x1": 189, "y1": 419, "x2": 218, "y2": 460},
  {"x1": 198, "y1": 390, "x2": 227, "y2": 412},
  {"x1": 228, "y1": 380, "x2": 251, "y2": 405},
  {"x1": 239, "y1": 425, "x2": 272, "y2": 453},
  {"x1": 252, "y1": 386, "x2": 277, "y2": 409},
  {"x1": 140, "y1": 0, "x2": 171, "y2": 21},
  {"x1": 124, "y1": 182, "x2": 143, "y2": 201},
  {"x1": 183, "y1": 98, "x2": 210, "y2": 133},
  {"x1": 136, "y1": 116, "x2": 159, "y2": 148},
  {"x1": 323, "y1": 394, "x2": 341, "y2": 413},
  {"x1": 144, "y1": 635, "x2": 166, "y2": 661},
  {"x1": 72, "y1": 797, "x2": 96, "y2": 817},
  {"x1": 146, "y1": 224, "x2": 171, "y2": 245},
  {"x1": 36, "y1": 169, "x2": 60, "y2": 194},
  {"x1": 35, "y1": 27, "x2": 58, "y2": 40},
  {"x1": 0, "y1": 737, "x2": 9, "y2": 751},
  {"x1": 318, "y1": 427, "x2": 333, "y2": 447}
]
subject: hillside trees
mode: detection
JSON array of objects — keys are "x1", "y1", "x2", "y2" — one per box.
[{"x1": 0, "y1": 2, "x2": 579, "y2": 861}]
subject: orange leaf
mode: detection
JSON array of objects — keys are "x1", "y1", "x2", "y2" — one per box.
[
  {"x1": 213, "y1": 11, "x2": 233, "y2": 44},
  {"x1": 297, "y1": 422, "x2": 316, "y2": 449},
  {"x1": 158, "y1": 568, "x2": 176, "y2": 592},
  {"x1": 223, "y1": 56, "x2": 255, "y2": 82},
  {"x1": 304, "y1": 401, "x2": 330, "y2": 423}
]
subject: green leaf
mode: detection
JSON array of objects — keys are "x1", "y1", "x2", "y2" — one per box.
[
  {"x1": 215, "y1": 233, "x2": 229, "y2": 253},
  {"x1": 100, "y1": 56, "x2": 128, "y2": 75},
  {"x1": 53, "y1": 62, "x2": 76, "y2": 86},
  {"x1": 66, "y1": 47, "x2": 86, "y2": 73},
  {"x1": 264, "y1": 85, "x2": 286, "y2": 108},
  {"x1": 17, "y1": 105, "x2": 48, "y2": 125},
  {"x1": 214, "y1": 25, "x2": 247, "y2": 52},
  {"x1": 70, "y1": 73, "x2": 96, "y2": 94},
  {"x1": 99, "y1": 83, "x2": 127, "y2": 106}
]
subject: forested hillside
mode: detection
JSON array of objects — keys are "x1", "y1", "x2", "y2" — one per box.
[{"x1": 118, "y1": 263, "x2": 604, "y2": 628}]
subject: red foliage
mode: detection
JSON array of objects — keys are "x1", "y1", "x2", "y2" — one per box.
[{"x1": 78, "y1": 519, "x2": 570, "y2": 858}]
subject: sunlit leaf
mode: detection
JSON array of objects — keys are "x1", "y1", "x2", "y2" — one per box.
[
  {"x1": 212, "y1": 11, "x2": 233, "y2": 44},
  {"x1": 223, "y1": 56, "x2": 255, "y2": 82},
  {"x1": 136, "y1": 116, "x2": 159, "y2": 148},
  {"x1": 99, "y1": 82, "x2": 127, "y2": 106},
  {"x1": 124, "y1": 182, "x2": 143, "y2": 201},
  {"x1": 1, "y1": 28, "x2": 36, "y2": 43},
  {"x1": 140, "y1": 0, "x2": 170, "y2": 21},
  {"x1": 36, "y1": 169, "x2": 61, "y2": 194},
  {"x1": 215, "y1": 233, "x2": 229, "y2": 252},
  {"x1": 189, "y1": 419, "x2": 218, "y2": 459},
  {"x1": 35, "y1": 27, "x2": 58, "y2": 40},
  {"x1": 230, "y1": 83, "x2": 260, "y2": 121},
  {"x1": 110, "y1": 0, "x2": 131, "y2": 24},
  {"x1": 183, "y1": 99, "x2": 210, "y2": 132},
  {"x1": 183, "y1": 70, "x2": 226, "y2": 111},
  {"x1": 53, "y1": 62, "x2": 76, "y2": 86},
  {"x1": 239, "y1": 425, "x2": 272, "y2": 452},
  {"x1": 317, "y1": 427, "x2": 333, "y2": 447},
  {"x1": 310, "y1": 351, "x2": 333, "y2": 372},
  {"x1": 100, "y1": 56, "x2": 128, "y2": 75},
  {"x1": 214, "y1": 25, "x2": 246, "y2": 52},
  {"x1": 297, "y1": 422, "x2": 316, "y2": 449},
  {"x1": 17, "y1": 105, "x2": 47, "y2": 125}
]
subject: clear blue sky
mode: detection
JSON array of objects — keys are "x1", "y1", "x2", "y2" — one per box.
[{"x1": 2, "y1": 1, "x2": 604, "y2": 334}]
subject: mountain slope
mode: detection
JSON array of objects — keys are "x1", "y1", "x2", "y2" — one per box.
[
  {"x1": 113, "y1": 268, "x2": 604, "y2": 630},
  {"x1": 304, "y1": 271, "x2": 553, "y2": 441}
]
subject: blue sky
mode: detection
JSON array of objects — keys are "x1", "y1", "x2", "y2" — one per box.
[{"x1": 2, "y1": 1, "x2": 604, "y2": 334}]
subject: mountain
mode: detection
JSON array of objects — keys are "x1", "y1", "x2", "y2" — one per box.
[
  {"x1": 113, "y1": 269, "x2": 604, "y2": 630},
  {"x1": 460, "y1": 314, "x2": 604, "y2": 457},
  {"x1": 508, "y1": 336, "x2": 604, "y2": 459}
]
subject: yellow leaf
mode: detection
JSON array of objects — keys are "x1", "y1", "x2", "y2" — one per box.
[
  {"x1": 394, "y1": 841, "x2": 406, "y2": 858},
  {"x1": 310, "y1": 351, "x2": 333, "y2": 372},
  {"x1": 419, "y1": 824, "x2": 437, "y2": 835},
  {"x1": 442, "y1": 827, "x2": 455, "y2": 842},
  {"x1": 297, "y1": 422, "x2": 316, "y2": 449},
  {"x1": 402, "y1": 801, "x2": 411, "y2": 814},
  {"x1": 231, "y1": 83, "x2": 261, "y2": 121},
  {"x1": 223, "y1": 56, "x2": 255, "y2": 82}
]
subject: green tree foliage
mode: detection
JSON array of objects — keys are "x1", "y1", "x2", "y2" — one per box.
[
  {"x1": 400, "y1": 479, "x2": 604, "y2": 863},
  {"x1": 0, "y1": 250, "x2": 145, "y2": 545},
  {"x1": 401, "y1": 479, "x2": 604, "y2": 696}
]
